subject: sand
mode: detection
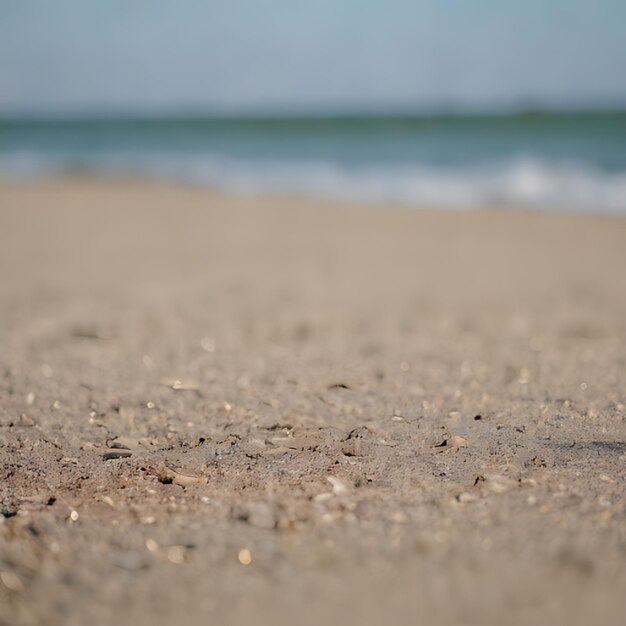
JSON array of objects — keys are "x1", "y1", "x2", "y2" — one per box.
[{"x1": 1, "y1": 178, "x2": 625, "y2": 625}]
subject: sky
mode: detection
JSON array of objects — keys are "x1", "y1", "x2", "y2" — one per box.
[{"x1": 1, "y1": 0, "x2": 626, "y2": 115}]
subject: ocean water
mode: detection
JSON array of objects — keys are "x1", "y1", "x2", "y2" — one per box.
[{"x1": 1, "y1": 112, "x2": 626, "y2": 213}]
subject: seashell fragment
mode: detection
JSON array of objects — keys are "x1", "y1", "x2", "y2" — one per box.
[{"x1": 158, "y1": 465, "x2": 207, "y2": 486}]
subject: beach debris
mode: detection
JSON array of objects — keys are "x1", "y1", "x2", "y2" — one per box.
[
  {"x1": 69, "y1": 510, "x2": 79, "y2": 522},
  {"x1": 0, "y1": 570, "x2": 23, "y2": 592},
  {"x1": 327, "y1": 476, "x2": 351, "y2": 496},
  {"x1": 238, "y1": 549, "x2": 252, "y2": 565},
  {"x1": 434, "y1": 435, "x2": 467, "y2": 449},
  {"x1": 145, "y1": 539, "x2": 159, "y2": 552},
  {"x1": 11, "y1": 414, "x2": 36, "y2": 427},
  {"x1": 158, "y1": 464, "x2": 207, "y2": 487},
  {"x1": 102, "y1": 435, "x2": 144, "y2": 459}
]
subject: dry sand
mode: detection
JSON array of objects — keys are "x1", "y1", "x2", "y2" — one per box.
[{"x1": 1, "y1": 178, "x2": 625, "y2": 625}]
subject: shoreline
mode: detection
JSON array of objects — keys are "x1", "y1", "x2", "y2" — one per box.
[{"x1": 3, "y1": 172, "x2": 626, "y2": 218}]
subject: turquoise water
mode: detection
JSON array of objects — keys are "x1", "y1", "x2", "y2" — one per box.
[{"x1": 2, "y1": 111, "x2": 626, "y2": 212}]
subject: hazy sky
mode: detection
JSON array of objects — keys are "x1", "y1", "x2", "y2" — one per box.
[{"x1": 1, "y1": 0, "x2": 625, "y2": 115}]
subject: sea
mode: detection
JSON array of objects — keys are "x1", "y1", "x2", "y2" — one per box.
[{"x1": 2, "y1": 111, "x2": 626, "y2": 213}]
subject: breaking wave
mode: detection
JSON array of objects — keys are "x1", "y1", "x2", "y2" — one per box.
[{"x1": 2, "y1": 150, "x2": 626, "y2": 213}]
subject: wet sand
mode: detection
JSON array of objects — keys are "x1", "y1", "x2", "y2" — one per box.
[{"x1": 1, "y1": 178, "x2": 625, "y2": 625}]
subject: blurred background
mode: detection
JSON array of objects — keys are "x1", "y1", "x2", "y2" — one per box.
[{"x1": 1, "y1": 0, "x2": 626, "y2": 212}]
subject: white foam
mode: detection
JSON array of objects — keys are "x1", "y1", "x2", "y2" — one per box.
[{"x1": 1, "y1": 151, "x2": 626, "y2": 213}]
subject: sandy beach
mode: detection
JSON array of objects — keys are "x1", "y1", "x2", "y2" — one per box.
[{"x1": 1, "y1": 178, "x2": 625, "y2": 625}]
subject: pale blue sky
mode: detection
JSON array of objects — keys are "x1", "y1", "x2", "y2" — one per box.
[{"x1": 1, "y1": 0, "x2": 625, "y2": 115}]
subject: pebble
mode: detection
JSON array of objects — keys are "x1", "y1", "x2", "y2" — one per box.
[
  {"x1": 146, "y1": 539, "x2": 159, "y2": 552},
  {"x1": 457, "y1": 492, "x2": 478, "y2": 503},
  {"x1": 435, "y1": 435, "x2": 467, "y2": 449},
  {"x1": 103, "y1": 449, "x2": 132, "y2": 460},
  {"x1": 238, "y1": 549, "x2": 252, "y2": 565},
  {"x1": 0, "y1": 570, "x2": 23, "y2": 591},
  {"x1": 167, "y1": 546, "x2": 188, "y2": 564}
]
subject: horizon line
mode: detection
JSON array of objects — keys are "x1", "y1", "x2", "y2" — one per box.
[{"x1": 3, "y1": 103, "x2": 626, "y2": 123}]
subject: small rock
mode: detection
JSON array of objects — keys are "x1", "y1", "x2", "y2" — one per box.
[
  {"x1": 166, "y1": 546, "x2": 188, "y2": 564},
  {"x1": 457, "y1": 492, "x2": 478, "y2": 503},
  {"x1": 435, "y1": 435, "x2": 467, "y2": 449},
  {"x1": 448, "y1": 435, "x2": 467, "y2": 448},
  {"x1": 0, "y1": 570, "x2": 23, "y2": 591},
  {"x1": 17, "y1": 414, "x2": 36, "y2": 427},
  {"x1": 103, "y1": 449, "x2": 133, "y2": 460},
  {"x1": 238, "y1": 549, "x2": 252, "y2": 565}
]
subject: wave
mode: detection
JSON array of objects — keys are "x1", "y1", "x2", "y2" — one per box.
[{"x1": 2, "y1": 150, "x2": 626, "y2": 213}]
